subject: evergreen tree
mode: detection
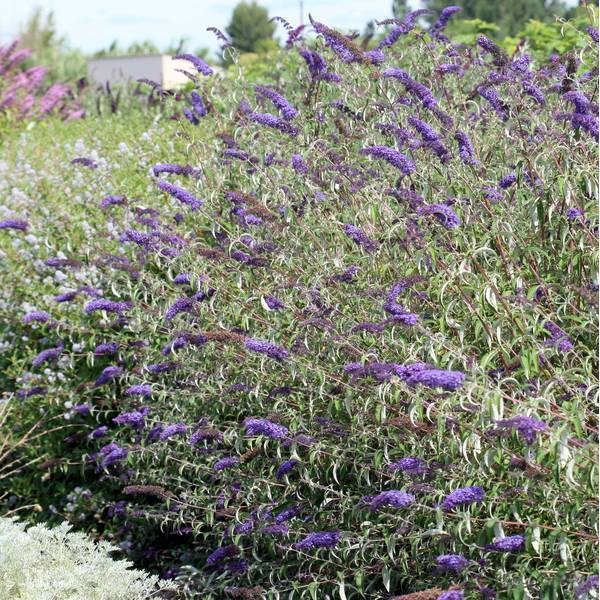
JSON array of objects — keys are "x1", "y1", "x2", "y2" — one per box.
[{"x1": 225, "y1": 1, "x2": 277, "y2": 53}]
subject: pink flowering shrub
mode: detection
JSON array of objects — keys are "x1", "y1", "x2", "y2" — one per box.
[{"x1": 0, "y1": 40, "x2": 83, "y2": 121}]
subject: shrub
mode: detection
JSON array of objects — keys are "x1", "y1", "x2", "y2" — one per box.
[
  {"x1": 0, "y1": 517, "x2": 176, "y2": 598},
  {"x1": 0, "y1": 7, "x2": 598, "y2": 599},
  {"x1": 0, "y1": 40, "x2": 83, "y2": 125}
]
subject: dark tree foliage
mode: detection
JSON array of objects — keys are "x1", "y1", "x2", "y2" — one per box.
[
  {"x1": 225, "y1": 1, "x2": 277, "y2": 53},
  {"x1": 423, "y1": 0, "x2": 568, "y2": 36},
  {"x1": 392, "y1": 0, "x2": 409, "y2": 19}
]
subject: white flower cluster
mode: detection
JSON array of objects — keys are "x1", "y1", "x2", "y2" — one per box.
[{"x1": 0, "y1": 517, "x2": 176, "y2": 599}]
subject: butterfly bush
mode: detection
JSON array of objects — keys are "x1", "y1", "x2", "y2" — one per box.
[
  {"x1": 0, "y1": 8, "x2": 598, "y2": 600},
  {"x1": 0, "y1": 40, "x2": 83, "y2": 121}
]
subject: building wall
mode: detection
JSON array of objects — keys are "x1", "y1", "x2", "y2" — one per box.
[{"x1": 87, "y1": 55, "x2": 189, "y2": 89}]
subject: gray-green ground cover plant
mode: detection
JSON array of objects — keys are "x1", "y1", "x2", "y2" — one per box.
[
  {"x1": 0, "y1": 7, "x2": 598, "y2": 599},
  {"x1": 0, "y1": 517, "x2": 176, "y2": 599}
]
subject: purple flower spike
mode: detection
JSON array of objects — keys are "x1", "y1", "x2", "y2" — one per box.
[
  {"x1": 159, "y1": 423, "x2": 188, "y2": 441},
  {"x1": 125, "y1": 384, "x2": 152, "y2": 397},
  {"x1": 367, "y1": 490, "x2": 414, "y2": 512},
  {"x1": 113, "y1": 410, "x2": 147, "y2": 430},
  {"x1": 173, "y1": 53, "x2": 213, "y2": 76},
  {"x1": 292, "y1": 530, "x2": 340, "y2": 551},
  {"x1": 244, "y1": 418, "x2": 288, "y2": 440},
  {"x1": 255, "y1": 85, "x2": 298, "y2": 120},
  {"x1": 94, "y1": 366, "x2": 123, "y2": 387},
  {"x1": 205, "y1": 544, "x2": 240, "y2": 566},
  {"x1": 485, "y1": 535, "x2": 525, "y2": 553},
  {"x1": 88, "y1": 425, "x2": 109, "y2": 440},
  {"x1": 361, "y1": 146, "x2": 415, "y2": 175},
  {"x1": 440, "y1": 486, "x2": 485, "y2": 512},
  {"x1": 94, "y1": 342, "x2": 119, "y2": 356},
  {"x1": 165, "y1": 297, "x2": 196, "y2": 321},
  {"x1": 32, "y1": 346, "x2": 62, "y2": 367},
  {"x1": 0, "y1": 219, "x2": 28, "y2": 231},
  {"x1": 437, "y1": 592, "x2": 464, "y2": 600},
  {"x1": 436, "y1": 554, "x2": 469, "y2": 573},
  {"x1": 85, "y1": 299, "x2": 132, "y2": 315},
  {"x1": 276, "y1": 459, "x2": 299, "y2": 480},
  {"x1": 249, "y1": 112, "x2": 299, "y2": 136},
  {"x1": 343, "y1": 224, "x2": 378, "y2": 252},
  {"x1": 156, "y1": 180, "x2": 203, "y2": 210},
  {"x1": 23, "y1": 311, "x2": 50, "y2": 324},
  {"x1": 495, "y1": 415, "x2": 547, "y2": 444},
  {"x1": 244, "y1": 338, "x2": 289, "y2": 360},
  {"x1": 213, "y1": 456, "x2": 240, "y2": 472},
  {"x1": 417, "y1": 204, "x2": 461, "y2": 229},
  {"x1": 499, "y1": 173, "x2": 517, "y2": 189},
  {"x1": 575, "y1": 575, "x2": 599, "y2": 598}
]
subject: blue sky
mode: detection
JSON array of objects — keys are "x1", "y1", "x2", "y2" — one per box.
[{"x1": 3, "y1": 0, "x2": 416, "y2": 56}]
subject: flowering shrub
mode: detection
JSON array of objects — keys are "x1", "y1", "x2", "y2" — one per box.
[
  {"x1": 0, "y1": 40, "x2": 83, "y2": 123},
  {"x1": 0, "y1": 517, "x2": 175, "y2": 598},
  {"x1": 0, "y1": 8, "x2": 598, "y2": 600}
]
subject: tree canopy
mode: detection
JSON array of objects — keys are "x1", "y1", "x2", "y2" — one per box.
[
  {"x1": 423, "y1": 0, "x2": 568, "y2": 36},
  {"x1": 225, "y1": 1, "x2": 277, "y2": 54}
]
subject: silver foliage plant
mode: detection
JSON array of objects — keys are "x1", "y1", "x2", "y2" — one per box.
[{"x1": 0, "y1": 518, "x2": 176, "y2": 599}]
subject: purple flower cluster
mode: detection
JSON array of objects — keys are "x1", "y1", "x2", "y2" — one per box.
[
  {"x1": 213, "y1": 456, "x2": 240, "y2": 472},
  {"x1": 255, "y1": 85, "x2": 298, "y2": 120},
  {"x1": 544, "y1": 321, "x2": 574, "y2": 352},
  {"x1": 173, "y1": 53, "x2": 213, "y2": 76},
  {"x1": 440, "y1": 486, "x2": 485, "y2": 512},
  {"x1": 249, "y1": 112, "x2": 298, "y2": 136},
  {"x1": 85, "y1": 299, "x2": 132, "y2": 315},
  {"x1": 94, "y1": 366, "x2": 123, "y2": 387},
  {"x1": 32, "y1": 345, "x2": 62, "y2": 367},
  {"x1": 292, "y1": 530, "x2": 340, "y2": 551},
  {"x1": 244, "y1": 338, "x2": 289, "y2": 360},
  {"x1": 436, "y1": 554, "x2": 469, "y2": 573},
  {"x1": 156, "y1": 180, "x2": 203, "y2": 210},
  {"x1": 22, "y1": 311, "x2": 50, "y2": 324},
  {"x1": 366, "y1": 490, "x2": 414, "y2": 512},
  {"x1": 485, "y1": 535, "x2": 525, "y2": 553},
  {"x1": 343, "y1": 224, "x2": 378, "y2": 252},
  {"x1": 361, "y1": 146, "x2": 415, "y2": 175},
  {"x1": 495, "y1": 415, "x2": 547, "y2": 444},
  {"x1": 244, "y1": 418, "x2": 288, "y2": 440},
  {"x1": 417, "y1": 204, "x2": 461, "y2": 229},
  {"x1": 276, "y1": 459, "x2": 299, "y2": 480},
  {"x1": 383, "y1": 68, "x2": 438, "y2": 109},
  {"x1": 159, "y1": 423, "x2": 188, "y2": 441}
]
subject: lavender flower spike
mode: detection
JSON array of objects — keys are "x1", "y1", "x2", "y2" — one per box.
[
  {"x1": 436, "y1": 554, "x2": 469, "y2": 573},
  {"x1": 32, "y1": 345, "x2": 62, "y2": 367},
  {"x1": 0, "y1": 219, "x2": 28, "y2": 231},
  {"x1": 249, "y1": 112, "x2": 299, "y2": 136},
  {"x1": 367, "y1": 490, "x2": 414, "y2": 512},
  {"x1": 292, "y1": 531, "x2": 340, "y2": 551},
  {"x1": 94, "y1": 366, "x2": 123, "y2": 387},
  {"x1": 213, "y1": 456, "x2": 240, "y2": 471},
  {"x1": 245, "y1": 338, "x2": 289, "y2": 360},
  {"x1": 173, "y1": 53, "x2": 213, "y2": 76},
  {"x1": 417, "y1": 204, "x2": 461, "y2": 229},
  {"x1": 244, "y1": 418, "x2": 288, "y2": 440},
  {"x1": 343, "y1": 224, "x2": 378, "y2": 252},
  {"x1": 23, "y1": 311, "x2": 50, "y2": 324},
  {"x1": 85, "y1": 299, "x2": 132, "y2": 315},
  {"x1": 440, "y1": 486, "x2": 485, "y2": 512},
  {"x1": 156, "y1": 180, "x2": 203, "y2": 210},
  {"x1": 485, "y1": 535, "x2": 525, "y2": 553},
  {"x1": 361, "y1": 146, "x2": 415, "y2": 175},
  {"x1": 255, "y1": 85, "x2": 298, "y2": 120}
]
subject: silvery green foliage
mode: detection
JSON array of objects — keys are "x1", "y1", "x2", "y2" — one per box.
[{"x1": 0, "y1": 517, "x2": 176, "y2": 599}]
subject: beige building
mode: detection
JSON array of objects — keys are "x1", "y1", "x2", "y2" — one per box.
[{"x1": 87, "y1": 54, "x2": 191, "y2": 89}]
